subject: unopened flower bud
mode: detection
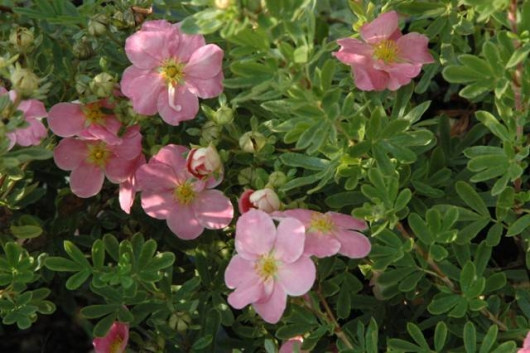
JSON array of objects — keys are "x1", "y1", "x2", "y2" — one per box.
[
  {"x1": 73, "y1": 37, "x2": 94, "y2": 60},
  {"x1": 186, "y1": 145, "x2": 222, "y2": 178},
  {"x1": 89, "y1": 72, "x2": 115, "y2": 98},
  {"x1": 213, "y1": 105, "x2": 234, "y2": 125},
  {"x1": 9, "y1": 27, "x2": 34, "y2": 51},
  {"x1": 215, "y1": 0, "x2": 233, "y2": 9},
  {"x1": 239, "y1": 131, "x2": 266, "y2": 153},
  {"x1": 238, "y1": 188, "x2": 280, "y2": 214},
  {"x1": 268, "y1": 171, "x2": 287, "y2": 188},
  {"x1": 88, "y1": 14, "x2": 108, "y2": 36},
  {"x1": 201, "y1": 121, "x2": 221, "y2": 144},
  {"x1": 11, "y1": 67, "x2": 38, "y2": 96}
]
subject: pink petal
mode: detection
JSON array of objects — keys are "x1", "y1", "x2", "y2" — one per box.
[
  {"x1": 82, "y1": 124, "x2": 122, "y2": 145},
  {"x1": 273, "y1": 217, "x2": 305, "y2": 264},
  {"x1": 141, "y1": 20, "x2": 173, "y2": 31},
  {"x1": 397, "y1": 33, "x2": 434, "y2": 64},
  {"x1": 304, "y1": 232, "x2": 341, "y2": 258},
  {"x1": 360, "y1": 11, "x2": 401, "y2": 43},
  {"x1": 253, "y1": 284, "x2": 287, "y2": 324},
  {"x1": 193, "y1": 189, "x2": 234, "y2": 229},
  {"x1": 335, "y1": 230, "x2": 372, "y2": 259},
  {"x1": 277, "y1": 209, "x2": 315, "y2": 227},
  {"x1": 157, "y1": 85, "x2": 199, "y2": 125},
  {"x1": 124, "y1": 29, "x2": 170, "y2": 69},
  {"x1": 135, "y1": 162, "x2": 178, "y2": 191},
  {"x1": 47, "y1": 103, "x2": 85, "y2": 137},
  {"x1": 151, "y1": 144, "x2": 189, "y2": 173},
  {"x1": 120, "y1": 66, "x2": 164, "y2": 115},
  {"x1": 353, "y1": 65, "x2": 389, "y2": 91},
  {"x1": 119, "y1": 179, "x2": 134, "y2": 214},
  {"x1": 277, "y1": 256, "x2": 316, "y2": 296},
  {"x1": 184, "y1": 44, "x2": 223, "y2": 79},
  {"x1": 224, "y1": 255, "x2": 259, "y2": 289},
  {"x1": 141, "y1": 190, "x2": 175, "y2": 219},
  {"x1": 385, "y1": 63, "x2": 422, "y2": 90},
  {"x1": 279, "y1": 338, "x2": 306, "y2": 353},
  {"x1": 105, "y1": 155, "x2": 137, "y2": 183},
  {"x1": 110, "y1": 125, "x2": 142, "y2": 160},
  {"x1": 11, "y1": 118, "x2": 47, "y2": 147},
  {"x1": 227, "y1": 275, "x2": 265, "y2": 310},
  {"x1": 235, "y1": 209, "x2": 276, "y2": 260},
  {"x1": 167, "y1": 206, "x2": 204, "y2": 240},
  {"x1": 334, "y1": 38, "x2": 373, "y2": 65},
  {"x1": 18, "y1": 99, "x2": 47, "y2": 120},
  {"x1": 0, "y1": 87, "x2": 6, "y2": 95},
  {"x1": 70, "y1": 163, "x2": 105, "y2": 198},
  {"x1": 184, "y1": 71, "x2": 224, "y2": 99},
  {"x1": 54, "y1": 138, "x2": 88, "y2": 171},
  {"x1": 238, "y1": 189, "x2": 254, "y2": 214},
  {"x1": 93, "y1": 322, "x2": 129, "y2": 353},
  {"x1": 523, "y1": 332, "x2": 530, "y2": 348},
  {"x1": 173, "y1": 29, "x2": 206, "y2": 62},
  {"x1": 328, "y1": 212, "x2": 367, "y2": 231}
]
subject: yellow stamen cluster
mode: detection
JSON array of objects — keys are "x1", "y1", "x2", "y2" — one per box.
[
  {"x1": 160, "y1": 59, "x2": 185, "y2": 87},
  {"x1": 309, "y1": 214, "x2": 334, "y2": 234},
  {"x1": 87, "y1": 142, "x2": 110, "y2": 167},
  {"x1": 174, "y1": 182, "x2": 195, "y2": 205},
  {"x1": 83, "y1": 103, "x2": 105, "y2": 124},
  {"x1": 256, "y1": 254, "x2": 278, "y2": 279},
  {"x1": 109, "y1": 337, "x2": 124, "y2": 353},
  {"x1": 373, "y1": 39, "x2": 399, "y2": 63}
]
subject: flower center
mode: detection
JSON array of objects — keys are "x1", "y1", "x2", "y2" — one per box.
[
  {"x1": 256, "y1": 254, "x2": 278, "y2": 279},
  {"x1": 83, "y1": 103, "x2": 105, "y2": 124},
  {"x1": 160, "y1": 59, "x2": 185, "y2": 87},
  {"x1": 309, "y1": 214, "x2": 334, "y2": 234},
  {"x1": 109, "y1": 336, "x2": 124, "y2": 353},
  {"x1": 373, "y1": 39, "x2": 399, "y2": 63},
  {"x1": 87, "y1": 142, "x2": 111, "y2": 167},
  {"x1": 174, "y1": 182, "x2": 195, "y2": 205}
]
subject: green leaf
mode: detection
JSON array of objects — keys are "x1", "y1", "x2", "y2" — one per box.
[
  {"x1": 81, "y1": 305, "x2": 117, "y2": 319},
  {"x1": 475, "y1": 111, "x2": 511, "y2": 142},
  {"x1": 142, "y1": 252, "x2": 175, "y2": 272},
  {"x1": 460, "y1": 261, "x2": 476, "y2": 293},
  {"x1": 91, "y1": 240, "x2": 105, "y2": 270},
  {"x1": 93, "y1": 314, "x2": 116, "y2": 338},
  {"x1": 387, "y1": 339, "x2": 422, "y2": 352},
  {"x1": 455, "y1": 181, "x2": 490, "y2": 218},
  {"x1": 45, "y1": 257, "x2": 82, "y2": 272},
  {"x1": 192, "y1": 335, "x2": 213, "y2": 350},
  {"x1": 491, "y1": 342, "x2": 517, "y2": 353},
  {"x1": 276, "y1": 323, "x2": 316, "y2": 340},
  {"x1": 64, "y1": 241, "x2": 91, "y2": 268},
  {"x1": 506, "y1": 42, "x2": 530, "y2": 68},
  {"x1": 479, "y1": 325, "x2": 498, "y2": 353},
  {"x1": 434, "y1": 321, "x2": 447, "y2": 352},
  {"x1": 484, "y1": 273, "x2": 506, "y2": 294},
  {"x1": 10, "y1": 225, "x2": 42, "y2": 239},
  {"x1": 65, "y1": 270, "x2": 91, "y2": 290},
  {"x1": 408, "y1": 213, "x2": 434, "y2": 245},
  {"x1": 442, "y1": 65, "x2": 485, "y2": 83},
  {"x1": 463, "y1": 322, "x2": 476, "y2": 353},
  {"x1": 280, "y1": 153, "x2": 328, "y2": 170},
  {"x1": 407, "y1": 322, "x2": 429, "y2": 349},
  {"x1": 428, "y1": 293, "x2": 460, "y2": 314},
  {"x1": 506, "y1": 214, "x2": 530, "y2": 236}
]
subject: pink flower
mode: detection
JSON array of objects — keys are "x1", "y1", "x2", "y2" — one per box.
[
  {"x1": 120, "y1": 20, "x2": 224, "y2": 125},
  {"x1": 92, "y1": 321, "x2": 129, "y2": 353},
  {"x1": 119, "y1": 154, "x2": 146, "y2": 214},
  {"x1": 274, "y1": 209, "x2": 371, "y2": 259},
  {"x1": 279, "y1": 336, "x2": 309, "y2": 353},
  {"x1": 333, "y1": 11, "x2": 434, "y2": 91},
  {"x1": 225, "y1": 209, "x2": 316, "y2": 324},
  {"x1": 135, "y1": 144, "x2": 233, "y2": 239},
  {"x1": 53, "y1": 126, "x2": 142, "y2": 198},
  {"x1": 48, "y1": 100, "x2": 121, "y2": 143},
  {"x1": 519, "y1": 332, "x2": 530, "y2": 353},
  {"x1": 238, "y1": 188, "x2": 281, "y2": 214},
  {"x1": 186, "y1": 144, "x2": 223, "y2": 187},
  {"x1": 1, "y1": 87, "x2": 47, "y2": 150}
]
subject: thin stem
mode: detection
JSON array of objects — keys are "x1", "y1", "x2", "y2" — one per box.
[{"x1": 316, "y1": 287, "x2": 354, "y2": 350}]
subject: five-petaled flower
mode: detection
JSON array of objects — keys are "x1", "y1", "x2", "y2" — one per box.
[
  {"x1": 92, "y1": 321, "x2": 129, "y2": 353},
  {"x1": 135, "y1": 144, "x2": 233, "y2": 239},
  {"x1": 1, "y1": 87, "x2": 47, "y2": 150},
  {"x1": 53, "y1": 125, "x2": 143, "y2": 198},
  {"x1": 225, "y1": 209, "x2": 316, "y2": 324},
  {"x1": 334, "y1": 11, "x2": 434, "y2": 91},
  {"x1": 274, "y1": 209, "x2": 371, "y2": 259},
  {"x1": 121, "y1": 20, "x2": 224, "y2": 125}
]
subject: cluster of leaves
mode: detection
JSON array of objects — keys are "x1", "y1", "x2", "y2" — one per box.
[{"x1": 0, "y1": 0, "x2": 530, "y2": 352}]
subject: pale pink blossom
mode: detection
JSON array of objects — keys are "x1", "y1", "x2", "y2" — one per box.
[
  {"x1": 225, "y1": 209, "x2": 316, "y2": 324},
  {"x1": 47, "y1": 100, "x2": 121, "y2": 143},
  {"x1": 519, "y1": 332, "x2": 530, "y2": 353},
  {"x1": 186, "y1": 144, "x2": 223, "y2": 187},
  {"x1": 92, "y1": 321, "x2": 129, "y2": 353},
  {"x1": 274, "y1": 209, "x2": 371, "y2": 259},
  {"x1": 119, "y1": 154, "x2": 146, "y2": 214},
  {"x1": 135, "y1": 144, "x2": 233, "y2": 240},
  {"x1": 279, "y1": 336, "x2": 309, "y2": 353},
  {"x1": 1, "y1": 87, "x2": 47, "y2": 150},
  {"x1": 333, "y1": 11, "x2": 434, "y2": 91},
  {"x1": 120, "y1": 20, "x2": 224, "y2": 125},
  {"x1": 238, "y1": 188, "x2": 280, "y2": 214},
  {"x1": 53, "y1": 126, "x2": 142, "y2": 198}
]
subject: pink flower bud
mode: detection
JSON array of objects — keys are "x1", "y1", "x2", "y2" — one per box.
[
  {"x1": 238, "y1": 188, "x2": 280, "y2": 214},
  {"x1": 92, "y1": 322, "x2": 129, "y2": 353},
  {"x1": 186, "y1": 145, "x2": 222, "y2": 179}
]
